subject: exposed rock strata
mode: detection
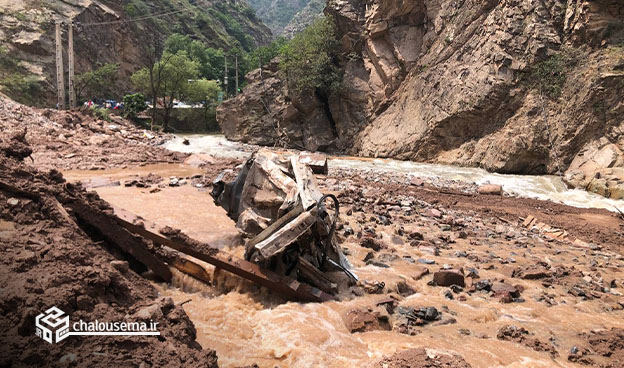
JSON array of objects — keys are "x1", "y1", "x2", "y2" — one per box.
[{"x1": 217, "y1": 0, "x2": 624, "y2": 198}]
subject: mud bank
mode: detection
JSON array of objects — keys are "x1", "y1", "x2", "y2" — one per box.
[{"x1": 0, "y1": 135, "x2": 218, "y2": 366}]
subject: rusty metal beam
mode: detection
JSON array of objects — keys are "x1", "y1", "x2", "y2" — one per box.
[{"x1": 111, "y1": 206, "x2": 335, "y2": 303}]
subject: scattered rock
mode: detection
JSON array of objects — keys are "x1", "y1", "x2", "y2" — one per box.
[
  {"x1": 360, "y1": 237, "x2": 385, "y2": 251},
  {"x1": 342, "y1": 307, "x2": 391, "y2": 333},
  {"x1": 374, "y1": 348, "x2": 471, "y2": 368},
  {"x1": 433, "y1": 269, "x2": 465, "y2": 287},
  {"x1": 110, "y1": 260, "x2": 129, "y2": 273},
  {"x1": 477, "y1": 184, "x2": 503, "y2": 195}
]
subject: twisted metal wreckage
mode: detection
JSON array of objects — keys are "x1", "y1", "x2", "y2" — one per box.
[
  {"x1": 212, "y1": 150, "x2": 358, "y2": 296},
  {"x1": 108, "y1": 150, "x2": 355, "y2": 302}
]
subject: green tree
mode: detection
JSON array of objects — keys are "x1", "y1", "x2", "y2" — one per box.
[
  {"x1": 122, "y1": 93, "x2": 147, "y2": 120},
  {"x1": 131, "y1": 51, "x2": 200, "y2": 131},
  {"x1": 185, "y1": 79, "x2": 222, "y2": 130},
  {"x1": 185, "y1": 79, "x2": 221, "y2": 104},
  {"x1": 279, "y1": 17, "x2": 341, "y2": 95},
  {"x1": 246, "y1": 37, "x2": 288, "y2": 69},
  {"x1": 74, "y1": 63, "x2": 119, "y2": 102}
]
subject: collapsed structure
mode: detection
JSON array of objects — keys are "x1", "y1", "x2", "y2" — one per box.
[{"x1": 212, "y1": 150, "x2": 356, "y2": 295}]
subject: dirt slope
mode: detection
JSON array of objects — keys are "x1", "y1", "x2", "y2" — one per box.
[{"x1": 0, "y1": 131, "x2": 218, "y2": 366}]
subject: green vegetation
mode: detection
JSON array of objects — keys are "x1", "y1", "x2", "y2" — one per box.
[
  {"x1": 280, "y1": 17, "x2": 342, "y2": 95},
  {"x1": 142, "y1": 15, "x2": 341, "y2": 113},
  {"x1": 89, "y1": 106, "x2": 111, "y2": 122},
  {"x1": 163, "y1": 32, "x2": 286, "y2": 96},
  {"x1": 525, "y1": 49, "x2": 580, "y2": 100},
  {"x1": 122, "y1": 93, "x2": 147, "y2": 120},
  {"x1": 131, "y1": 51, "x2": 199, "y2": 130},
  {"x1": 0, "y1": 46, "x2": 42, "y2": 106},
  {"x1": 247, "y1": 37, "x2": 288, "y2": 68},
  {"x1": 130, "y1": 49, "x2": 222, "y2": 131},
  {"x1": 74, "y1": 63, "x2": 119, "y2": 103}
]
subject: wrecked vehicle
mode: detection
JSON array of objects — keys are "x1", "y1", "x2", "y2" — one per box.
[{"x1": 212, "y1": 150, "x2": 357, "y2": 295}]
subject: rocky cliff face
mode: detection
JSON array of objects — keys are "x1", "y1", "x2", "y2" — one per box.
[
  {"x1": 217, "y1": 0, "x2": 624, "y2": 199},
  {"x1": 282, "y1": 0, "x2": 325, "y2": 38},
  {"x1": 0, "y1": 0, "x2": 271, "y2": 106}
]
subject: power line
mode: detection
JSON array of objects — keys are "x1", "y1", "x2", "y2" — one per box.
[{"x1": 79, "y1": 6, "x2": 196, "y2": 27}]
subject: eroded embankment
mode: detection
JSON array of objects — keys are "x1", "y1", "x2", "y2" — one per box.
[{"x1": 0, "y1": 133, "x2": 219, "y2": 366}]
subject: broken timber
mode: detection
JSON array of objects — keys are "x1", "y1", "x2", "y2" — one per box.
[
  {"x1": 111, "y1": 206, "x2": 335, "y2": 303},
  {"x1": 65, "y1": 199, "x2": 173, "y2": 283}
]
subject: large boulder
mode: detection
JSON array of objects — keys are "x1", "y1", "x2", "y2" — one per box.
[
  {"x1": 564, "y1": 137, "x2": 624, "y2": 199},
  {"x1": 216, "y1": 59, "x2": 338, "y2": 152}
]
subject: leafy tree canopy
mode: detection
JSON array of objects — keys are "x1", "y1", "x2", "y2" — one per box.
[{"x1": 279, "y1": 17, "x2": 341, "y2": 95}]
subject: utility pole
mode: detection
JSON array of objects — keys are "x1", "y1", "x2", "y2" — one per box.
[
  {"x1": 235, "y1": 54, "x2": 239, "y2": 95},
  {"x1": 224, "y1": 55, "x2": 228, "y2": 98},
  {"x1": 55, "y1": 21, "x2": 65, "y2": 110},
  {"x1": 68, "y1": 22, "x2": 75, "y2": 110}
]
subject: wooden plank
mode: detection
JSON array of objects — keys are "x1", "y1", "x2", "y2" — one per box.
[
  {"x1": 66, "y1": 200, "x2": 172, "y2": 282},
  {"x1": 522, "y1": 215, "x2": 535, "y2": 227},
  {"x1": 111, "y1": 206, "x2": 335, "y2": 303},
  {"x1": 298, "y1": 257, "x2": 337, "y2": 294},
  {"x1": 172, "y1": 257, "x2": 212, "y2": 285},
  {"x1": 254, "y1": 209, "x2": 317, "y2": 259}
]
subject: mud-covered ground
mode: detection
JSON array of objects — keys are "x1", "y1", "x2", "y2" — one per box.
[
  {"x1": 316, "y1": 167, "x2": 624, "y2": 367},
  {"x1": 0, "y1": 98, "x2": 221, "y2": 367},
  {"x1": 0, "y1": 134, "x2": 219, "y2": 366}
]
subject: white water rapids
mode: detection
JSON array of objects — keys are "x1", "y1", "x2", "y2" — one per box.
[{"x1": 164, "y1": 134, "x2": 624, "y2": 212}]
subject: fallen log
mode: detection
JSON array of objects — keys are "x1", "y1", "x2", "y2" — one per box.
[{"x1": 111, "y1": 206, "x2": 335, "y2": 303}]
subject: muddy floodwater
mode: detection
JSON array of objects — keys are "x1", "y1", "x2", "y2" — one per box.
[
  {"x1": 62, "y1": 138, "x2": 624, "y2": 368},
  {"x1": 164, "y1": 134, "x2": 624, "y2": 212}
]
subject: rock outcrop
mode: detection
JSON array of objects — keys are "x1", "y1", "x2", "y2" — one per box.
[
  {"x1": 217, "y1": 59, "x2": 338, "y2": 151},
  {"x1": 564, "y1": 137, "x2": 624, "y2": 199},
  {"x1": 218, "y1": 0, "x2": 624, "y2": 198}
]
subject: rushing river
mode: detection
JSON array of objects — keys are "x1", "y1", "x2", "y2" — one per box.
[{"x1": 164, "y1": 134, "x2": 624, "y2": 212}]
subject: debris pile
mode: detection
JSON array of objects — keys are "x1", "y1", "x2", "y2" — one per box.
[
  {"x1": 0, "y1": 94, "x2": 186, "y2": 171},
  {"x1": 212, "y1": 150, "x2": 355, "y2": 295}
]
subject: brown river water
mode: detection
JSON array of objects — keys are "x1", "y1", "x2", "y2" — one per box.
[{"x1": 63, "y1": 158, "x2": 624, "y2": 368}]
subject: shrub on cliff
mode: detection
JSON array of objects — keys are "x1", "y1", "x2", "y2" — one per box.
[
  {"x1": 525, "y1": 48, "x2": 580, "y2": 100},
  {"x1": 279, "y1": 16, "x2": 342, "y2": 95}
]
